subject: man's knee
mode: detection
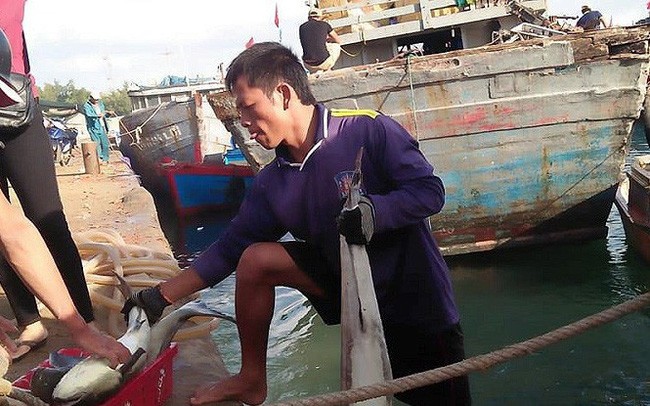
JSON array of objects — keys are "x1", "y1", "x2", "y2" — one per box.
[{"x1": 237, "y1": 242, "x2": 285, "y2": 284}]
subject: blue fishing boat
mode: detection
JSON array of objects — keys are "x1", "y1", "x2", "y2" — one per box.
[
  {"x1": 119, "y1": 85, "x2": 254, "y2": 217},
  {"x1": 209, "y1": 0, "x2": 650, "y2": 256}
]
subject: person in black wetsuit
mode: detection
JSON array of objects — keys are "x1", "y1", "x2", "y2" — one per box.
[{"x1": 299, "y1": 8, "x2": 342, "y2": 74}]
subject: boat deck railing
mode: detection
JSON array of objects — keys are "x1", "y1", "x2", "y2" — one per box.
[{"x1": 318, "y1": 0, "x2": 547, "y2": 45}]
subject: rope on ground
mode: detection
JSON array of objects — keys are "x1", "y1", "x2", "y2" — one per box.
[
  {"x1": 72, "y1": 229, "x2": 219, "y2": 340},
  {"x1": 272, "y1": 291, "x2": 650, "y2": 406}
]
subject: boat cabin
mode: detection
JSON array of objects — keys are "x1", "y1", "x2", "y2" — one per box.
[
  {"x1": 313, "y1": 0, "x2": 547, "y2": 68},
  {"x1": 127, "y1": 76, "x2": 225, "y2": 112}
]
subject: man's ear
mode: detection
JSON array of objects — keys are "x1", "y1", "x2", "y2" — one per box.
[{"x1": 277, "y1": 83, "x2": 292, "y2": 110}]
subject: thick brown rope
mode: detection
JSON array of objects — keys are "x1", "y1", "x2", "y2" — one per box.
[{"x1": 272, "y1": 291, "x2": 650, "y2": 406}]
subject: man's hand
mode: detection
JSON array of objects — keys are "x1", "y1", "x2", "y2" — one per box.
[
  {"x1": 337, "y1": 196, "x2": 375, "y2": 245},
  {"x1": 0, "y1": 317, "x2": 18, "y2": 367},
  {"x1": 71, "y1": 324, "x2": 131, "y2": 368},
  {"x1": 121, "y1": 286, "x2": 171, "y2": 325}
]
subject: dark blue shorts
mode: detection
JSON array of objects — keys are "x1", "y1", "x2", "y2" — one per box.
[{"x1": 281, "y1": 241, "x2": 471, "y2": 405}]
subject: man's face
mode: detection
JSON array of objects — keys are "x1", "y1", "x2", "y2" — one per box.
[{"x1": 233, "y1": 76, "x2": 287, "y2": 150}]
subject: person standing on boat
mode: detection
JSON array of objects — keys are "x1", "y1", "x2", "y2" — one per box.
[
  {"x1": 83, "y1": 91, "x2": 110, "y2": 163},
  {"x1": 123, "y1": 42, "x2": 471, "y2": 406},
  {"x1": 299, "y1": 8, "x2": 342, "y2": 74},
  {"x1": 0, "y1": 0, "x2": 107, "y2": 362},
  {"x1": 576, "y1": 5, "x2": 608, "y2": 30}
]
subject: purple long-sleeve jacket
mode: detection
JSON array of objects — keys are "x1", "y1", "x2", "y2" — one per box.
[{"x1": 193, "y1": 104, "x2": 459, "y2": 331}]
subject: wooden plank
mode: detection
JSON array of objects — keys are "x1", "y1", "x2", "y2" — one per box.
[
  {"x1": 389, "y1": 87, "x2": 644, "y2": 139},
  {"x1": 422, "y1": 5, "x2": 511, "y2": 29},
  {"x1": 321, "y1": 0, "x2": 398, "y2": 14},
  {"x1": 312, "y1": 42, "x2": 576, "y2": 99},
  {"x1": 339, "y1": 20, "x2": 422, "y2": 44},
  {"x1": 422, "y1": 0, "x2": 457, "y2": 8},
  {"x1": 330, "y1": 4, "x2": 419, "y2": 28}
]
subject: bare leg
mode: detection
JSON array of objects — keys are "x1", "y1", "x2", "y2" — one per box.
[{"x1": 190, "y1": 242, "x2": 325, "y2": 405}]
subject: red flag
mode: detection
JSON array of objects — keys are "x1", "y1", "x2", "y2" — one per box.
[
  {"x1": 245, "y1": 37, "x2": 255, "y2": 49},
  {"x1": 647, "y1": 0, "x2": 650, "y2": 10},
  {"x1": 274, "y1": 3, "x2": 280, "y2": 28}
]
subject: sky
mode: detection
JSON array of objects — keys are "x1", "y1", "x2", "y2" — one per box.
[{"x1": 22, "y1": 0, "x2": 650, "y2": 93}]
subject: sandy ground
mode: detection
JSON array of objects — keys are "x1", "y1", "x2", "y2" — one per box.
[{"x1": 1, "y1": 148, "x2": 237, "y2": 405}]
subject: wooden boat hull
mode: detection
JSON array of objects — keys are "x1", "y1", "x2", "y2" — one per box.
[
  {"x1": 165, "y1": 163, "x2": 254, "y2": 217},
  {"x1": 642, "y1": 88, "x2": 650, "y2": 147},
  {"x1": 614, "y1": 157, "x2": 650, "y2": 264},
  {"x1": 209, "y1": 27, "x2": 650, "y2": 256},
  {"x1": 119, "y1": 100, "x2": 253, "y2": 216}
]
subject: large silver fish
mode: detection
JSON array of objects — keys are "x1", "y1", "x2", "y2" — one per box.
[
  {"x1": 32, "y1": 274, "x2": 235, "y2": 405},
  {"x1": 340, "y1": 148, "x2": 392, "y2": 405}
]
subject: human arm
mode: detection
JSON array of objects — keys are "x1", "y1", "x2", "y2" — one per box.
[
  {"x1": 328, "y1": 29, "x2": 341, "y2": 44},
  {"x1": 0, "y1": 194, "x2": 130, "y2": 366},
  {"x1": 82, "y1": 101, "x2": 102, "y2": 118},
  {"x1": 599, "y1": 16, "x2": 608, "y2": 28},
  {"x1": 364, "y1": 115, "x2": 445, "y2": 232},
  {"x1": 125, "y1": 178, "x2": 283, "y2": 318}
]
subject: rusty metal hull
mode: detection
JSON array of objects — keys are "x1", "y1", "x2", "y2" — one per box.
[{"x1": 209, "y1": 27, "x2": 650, "y2": 256}]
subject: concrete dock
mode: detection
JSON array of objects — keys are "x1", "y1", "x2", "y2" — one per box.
[{"x1": 1, "y1": 150, "x2": 235, "y2": 405}]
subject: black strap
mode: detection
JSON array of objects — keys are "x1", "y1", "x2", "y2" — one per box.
[{"x1": 21, "y1": 31, "x2": 30, "y2": 74}]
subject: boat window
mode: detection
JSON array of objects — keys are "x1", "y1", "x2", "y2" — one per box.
[{"x1": 396, "y1": 28, "x2": 464, "y2": 56}]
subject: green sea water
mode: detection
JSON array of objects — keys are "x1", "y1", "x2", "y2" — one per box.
[{"x1": 163, "y1": 123, "x2": 650, "y2": 405}]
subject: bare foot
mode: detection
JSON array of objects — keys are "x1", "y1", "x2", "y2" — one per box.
[{"x1": 190, "y1": 374, "x2": 267, "y2": 405}]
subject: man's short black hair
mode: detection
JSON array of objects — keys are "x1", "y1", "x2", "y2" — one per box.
[{"x1": 225, "y1": 42, "x2": 317, "y2": 105}]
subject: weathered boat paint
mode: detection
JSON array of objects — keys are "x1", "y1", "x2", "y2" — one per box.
[
  {"x1": 614, "y1": 155, "x2": 650, "y2": 264},
  {"x1": 210, "y1": 28, "x2": 650, "y2": 256},
  {"x1": 119, "y1": 95, "x2": 254, "y2": 217}
]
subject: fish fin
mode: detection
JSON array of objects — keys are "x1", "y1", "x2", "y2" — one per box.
[
  {"x1": 111, "y1": 271, "x2": 133, "y2": 299},
  {"x1": 176, "y1": 300, "x2": 236, "y2": 323}
]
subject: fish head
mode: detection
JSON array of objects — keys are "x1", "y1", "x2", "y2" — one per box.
[
  {"x1": 31, "y1": 366, "x2": 72, "y2": 403},
  {"x1": 52, "y1": 357, "x2": 122, "y2": 405}
]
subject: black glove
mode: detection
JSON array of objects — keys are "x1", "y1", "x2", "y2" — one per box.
[
  {"x1": 337, "y1": 196, "x2": 375, "y2": 245},
  {"x1": 121, "y1": 285, "x2": 170, "y2": 325}
]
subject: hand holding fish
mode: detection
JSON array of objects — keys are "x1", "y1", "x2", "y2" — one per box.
[
  {"x1": 121, "y1": 285, "x2": 171, "y2": 325},
  {"x1": 67, "y1": 321, "x2": 131, "y2": 368},
  {"x1": 337, "y1": 195, "x2": 375, "y2": 245}
]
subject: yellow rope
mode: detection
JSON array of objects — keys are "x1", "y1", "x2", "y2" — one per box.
[
  {"x1": 340, "y1": 45, "x2": 361, "y2": 57},
  {"x1": 272, "y1": 291, "x2": 650, "y2": 406}
]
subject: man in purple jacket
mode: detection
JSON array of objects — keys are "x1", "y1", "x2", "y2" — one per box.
[{"x1": 123, "y1": 42, "x2": 470, "y2": 406}]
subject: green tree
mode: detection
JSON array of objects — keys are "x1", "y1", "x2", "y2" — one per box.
[
  {"x1": 101, "y1": 83, "x2": 132, "y2": 116},
  {"x1": 38, "y1": 80, "x2": 90, "y2": 105}
]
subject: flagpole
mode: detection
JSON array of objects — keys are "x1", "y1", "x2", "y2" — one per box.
[{"x1": 275, "y1": 2, "x2": 281, "y2": 43}]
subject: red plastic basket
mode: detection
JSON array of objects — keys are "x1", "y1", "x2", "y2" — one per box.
[{"x1": 13, "y1": 343, "x2": 178, "y2": 406}]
